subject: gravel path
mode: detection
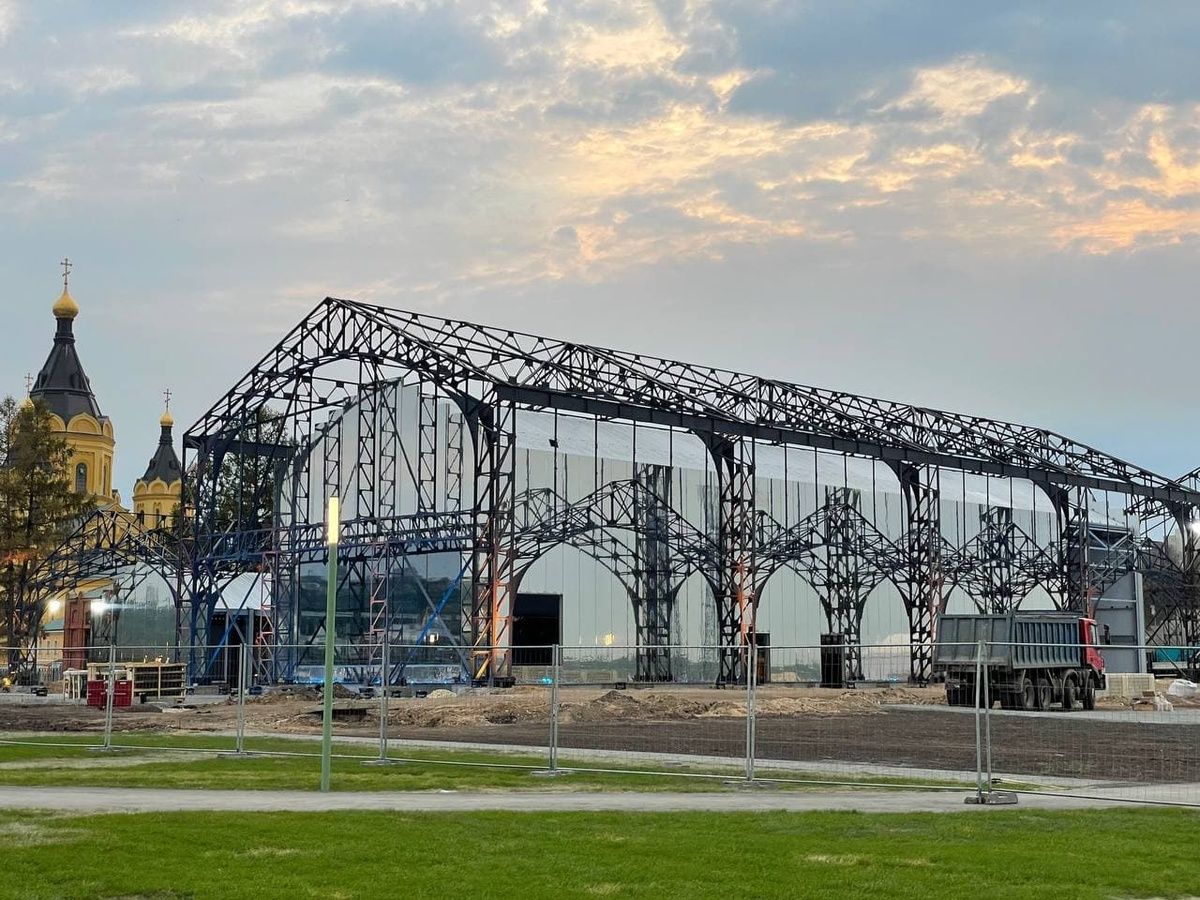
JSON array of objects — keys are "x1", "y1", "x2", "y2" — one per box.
[{"x1": 0, "y1": 785, "x2": 1120, "y2": 815}]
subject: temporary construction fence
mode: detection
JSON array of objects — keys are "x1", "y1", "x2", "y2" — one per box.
[{"x1": 3, "y1": 640, "x2": 1200, "y2": 807}]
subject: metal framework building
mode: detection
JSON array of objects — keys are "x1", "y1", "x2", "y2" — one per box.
[
  {"x1": 20, "y1": 508, "x2": 186, "y2": 669},
  {"x1": 179, "y1": 298, "x2": 1200, "y2": 686}
]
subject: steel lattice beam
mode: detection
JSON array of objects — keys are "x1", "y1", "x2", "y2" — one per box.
[
  {"x1": 180, "y1": 298, "x2": 1200, "y2": 685},
  {"x1": 187, "y1": 299, "x2": 1198, "y2": 504}
]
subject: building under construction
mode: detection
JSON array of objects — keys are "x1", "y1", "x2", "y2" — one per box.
[{"x1": 142, "y1": 297, "x2": 1200, "y2": 688}]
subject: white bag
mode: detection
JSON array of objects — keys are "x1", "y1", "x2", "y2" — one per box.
[{"x1": 1167, "y1": 679, "x2": 1198, "y2": 699}]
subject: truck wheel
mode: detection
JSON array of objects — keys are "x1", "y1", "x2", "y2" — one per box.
[
  {"x1": 1062, "y1": 675, "x2": 1078, "y2": 711},
  {"x1": 1017, "y1": 674, "x2": 1034, "y2": 711},
  {"x1": 1034, "y1": 675, "x2": 1051, "y2": 711},
  {"x1": 1082, "y1": 675, "x2": 1097, "y2": 711}
]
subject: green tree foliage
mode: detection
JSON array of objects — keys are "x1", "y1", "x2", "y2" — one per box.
[
  {"x1": 213, "y1": 407, "x2": 293, "y2": 536},
  {"x1": 0, "y1": 398, "x2": 93, "y2": 658}
]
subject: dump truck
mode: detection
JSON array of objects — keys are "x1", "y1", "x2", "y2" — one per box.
[{"x1": 933, "y1": 613, "x2": 1106, "y2": 711}]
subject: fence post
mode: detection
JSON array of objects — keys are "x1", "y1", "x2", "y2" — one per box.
[
  {"x1": 964, "y1": 639, "x2": 1018, "y2": 806},
  {"x1": 533, "y1": 644, "x2": 565, "y2": 778},
  {"x1": 983, "y1": 640, "x2": 993, "y2": 790},
  {"x1": 236, "y1": 641, "x2": 248, "y2": 754},
  {"x1": 964, "y1": 643, "x2": 984, "y2": 801},
  {"x1": 550, "y1": 644, "x2": 560, "y2": 772},
  {"x1": 219, "y1": 641, "x2": 252, "y2": 759},
  {"x1": 363, "y1": 628, "x2": 399, "y2": 766},
  {"x1": 95, "y1": 641, "x2": 116, "y2": 753},
  {"x1": 745, "y1": 640, "x2": 757, "y2": 784}
]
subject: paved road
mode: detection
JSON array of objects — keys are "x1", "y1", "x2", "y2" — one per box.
[{"x1": 0, "y1": 785, "x2": 1121, "y2": 814}]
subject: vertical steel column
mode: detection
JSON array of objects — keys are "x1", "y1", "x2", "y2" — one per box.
[
  {"x1": 1047, "y1": 487, "x2": 1091, "y2": 612},
  {"x1": 977, "y1": 507, "x2": 1019, "y2": 613},
  {"x1": 356, "y1": 375, "x2": 381, "y2": 523},
  {"x1": 895, "y1": 464, "x2": 943, "y2": 684},
  {"x1": 376, "y1": 381, "x2": 400, "y2": 520},
  {"x1": 186, "y1": 441, "x2": 226, "y2": 679},
  {"x1": 256, "y1": 550, "x2": 277, "y2": 682},
  {"x1": 367, "y1": 543, "x2": 391, "y2": 688},
  {"x1": 445, "y1": 410, "x2": 464, "y2": 512},
  {"x1": 323, "y1": 415, "x2": 343, "y2": 522},
  {"x1": 822, "y1": 487, "x2": 865, "y2": 684},
  {"x1": 1167, "y1": 503, "x2": 1200, "y2": 660},
  {"x1": 634, "y1": 465, "x2": 674, "y2": 682},
  {"x1": 418, "y1": 386, "x2": 439, "y2": 513},
  {"x1": 706, "y1": 436, "x2": 756, "y2": 685},
  {"x1": 275, "y1": 409, "x2": 312, "y2": 682},
  {"x1": 468, "y1": 398, "x2": 517, "y2": 683}
]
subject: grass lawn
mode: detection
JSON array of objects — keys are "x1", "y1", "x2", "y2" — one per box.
[
  {"x1": 0, "y1": 734, "x2": 975, "y2": 793},
  {"x1": 0, "y1": 807, "x2": 1198, "y2": 899}
]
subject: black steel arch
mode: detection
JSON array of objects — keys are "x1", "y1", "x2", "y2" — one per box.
[{"x1": 183, "y1": 298, "x2": 1200, "y2": 685}]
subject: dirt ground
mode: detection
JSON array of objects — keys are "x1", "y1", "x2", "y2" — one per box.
[
  {"x1": 3, "y1": 683, "x2": 1199, "y2": 784},
  {"x1": 0, "y1": 684, "x2": 940, "y2": 733}
]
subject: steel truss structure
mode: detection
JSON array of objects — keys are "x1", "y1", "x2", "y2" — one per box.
[
  {"x1": 18, "y1": 509, "x2": 187, "y2": 670},
  {"x1": 182, "y1": 298, "x2": 1200, "y2": 686}
]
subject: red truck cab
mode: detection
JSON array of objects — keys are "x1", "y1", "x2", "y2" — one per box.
[{"x1": 1081, "y1": 617, "x2": 1106, "y2": 679}]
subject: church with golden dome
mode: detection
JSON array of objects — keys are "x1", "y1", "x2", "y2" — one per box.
[
  {"x1": 132, "y1": 406, "x2": 183, "y2": 528},
  {"x1": 26, "y1": 262, "x2": 182, "y2": 525}
]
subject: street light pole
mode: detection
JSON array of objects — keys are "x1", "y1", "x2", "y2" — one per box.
[{"x1": 320, "y1": 495, "x2": 340, "y2": 793}]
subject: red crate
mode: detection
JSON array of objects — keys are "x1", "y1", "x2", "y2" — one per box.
[
  {"x1": 85, "y1": 680, "x2": 133, "y2": 709},
  {"x1": 113, "y1": 680, "x2": 132, "y2": 707}
]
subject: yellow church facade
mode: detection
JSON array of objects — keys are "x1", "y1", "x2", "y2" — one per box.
[
  {"x1": 28, "y1": 269, "x2": 182, "y2": 522},
  {"x1": 23, "y1": 267, "x2": 185, "y2": 668},
  {"x1": 131, "y1": 407, "x2": 183, "y2": 528}
]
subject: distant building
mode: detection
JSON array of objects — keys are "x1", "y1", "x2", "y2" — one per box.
[
  {"x1": 29, "y1": 276, "x2": 119, "y2": 506},
  {"x1": 22, "y1": 267, "x2": 183, "y2": 664},
  {"x1": 132, "y1": 408, "x2": 182, "y2": 528},
  {"x1": 26, "y1": 267, "x2": 182, "y2": 518}
]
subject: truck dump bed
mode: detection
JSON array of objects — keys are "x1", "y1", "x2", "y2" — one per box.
[{"x1": 934, "y1": 614, "x2": 1082, "y2": 670}]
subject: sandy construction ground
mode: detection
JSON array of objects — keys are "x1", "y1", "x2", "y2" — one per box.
[
  {"x1": 0, "y1": 684, "x2": 941, "y2": 735},
  {"x1": 3, "y1": 682, "x2": 1200, "y2": 786}
]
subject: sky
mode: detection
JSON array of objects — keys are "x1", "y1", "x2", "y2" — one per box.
[{"x1": 2, "y1": 1, "x2": 1200, "y2": 498}]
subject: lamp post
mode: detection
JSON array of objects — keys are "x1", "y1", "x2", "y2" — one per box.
[{"x1": 320, "y1": 495, "x2": 340, "y2": 792}]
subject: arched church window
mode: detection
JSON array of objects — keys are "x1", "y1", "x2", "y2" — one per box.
[{"x1": 74, "y1": 463, "x2": 87, "y2": 493}]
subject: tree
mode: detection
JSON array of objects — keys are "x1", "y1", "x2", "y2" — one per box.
[
  {"x1": 0, "y1": 398, "x2": 93, "y2": 668},
  {"x1": 212, "y1": 406, "x2": 293, "y2": 537}
]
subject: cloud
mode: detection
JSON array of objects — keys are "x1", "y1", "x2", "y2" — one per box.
[
  {"x1": 6, "y1": 2, "x2": 1200, "y2": 287},
  {"x1": 5, "y1": 2, "x2": 1200, "y2": 494},
  {"x1": 888, "y1": 56, "x2": 1030, "y2": 119},
  {"x1": 0, "y1": 1, "x2": 16, "y2": 44}
]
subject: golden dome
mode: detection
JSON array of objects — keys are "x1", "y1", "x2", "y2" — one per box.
[
  {"x1": 52, "y1": 287, "x2": 79, "y2": 320},
  {"x1": 160, "y1": 409, "x2": 175, "y2": 428},
  {"x1": 19, "y1": 395, "x2": 33, "y2": 411}
]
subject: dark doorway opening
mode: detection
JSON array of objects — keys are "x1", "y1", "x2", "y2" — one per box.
[
  {"x1": 753, "y1": 631, "x2": 770, "y2": 685},
  {"x1": 512, "y1": 593, "x2": 561, "y2": 667}
]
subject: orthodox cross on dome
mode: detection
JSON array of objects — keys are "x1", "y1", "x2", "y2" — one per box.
[
  {"x1": 24, "y1": 373, "x2": 33, "y2": 394},
  {"x1": 60, "y1": 257, "x2": 72, "y2": 290},
  {"x1": 163, "y1": 387, "x2": 172, "y2": 412}
]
